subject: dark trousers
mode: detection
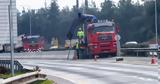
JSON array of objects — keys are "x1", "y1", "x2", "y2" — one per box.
[{"x1": 76, "y1": 49, "x2": 79, "y2": 59}]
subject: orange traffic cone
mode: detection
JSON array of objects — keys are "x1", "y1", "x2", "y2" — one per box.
[
  {"x1": 94, "y1": 55, "x2": 99, "y2": 61},
  {"x1": 151, "y1": 55, "x2": 156, "y2": 64}
]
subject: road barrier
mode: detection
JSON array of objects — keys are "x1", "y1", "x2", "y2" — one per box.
[
  {"x1": 121, "y1": 48, "x2": 158, "y2": 56},
  {"x1": 2, "y1": 71, "x2": 46, "y2": 84},
  {"x1": 0, "y1": 60, "x2": 23, "y2": 71},
  {"x1": 0, "y1": 50, "x2": 75, "y2": 60},
  {"x1": 121, "y1": 48, "x2": 158, "y2": 52},
  {"x1": 42, "y1": 48, "x2": 74, "y2": 51}
]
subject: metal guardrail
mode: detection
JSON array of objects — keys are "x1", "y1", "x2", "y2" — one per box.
[
  {"x1": 42, "y1": 48, "x2": 74, "y2": 51},
  {"x1": 0, "y1": 60, "x2": 23, "y2": 71},
  {"x1": 121, "y1": 48, "x2": 159, "y2": 57},
  {"x1": 42, "y1": 48, "x2": 158, "y2": 52},
  {"x1": 2, "y1": 71, "x2": 46, "y2": 84},
  {"x1": 121, "y1": 48, "x2": 158, "y2": 52}
]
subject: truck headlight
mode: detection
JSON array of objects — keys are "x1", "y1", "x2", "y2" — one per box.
[{"x1": 93, "y1": 45, "x2": 98, "y2": 48}]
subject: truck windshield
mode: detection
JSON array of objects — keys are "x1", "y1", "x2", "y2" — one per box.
[
  {"x1": 28, "y1": 38, "x2": 39, "y2": 44},
  {"x1": 23, "y1": 38, "x2": 39, "y2": 44},
  {"x1": 93, "y1": 26, "x2": 114, "y2": 33}
]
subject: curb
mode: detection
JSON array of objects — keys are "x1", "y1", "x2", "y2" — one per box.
[{"x1": 47, "y1": 75, "x2": 74, "y2": 84}]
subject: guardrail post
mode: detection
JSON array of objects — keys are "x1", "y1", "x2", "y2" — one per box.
[
  {"x1": 0, "y1": 60, "x2": 23, "y2": 72},
  {"x1": 136, "y1": 51, "x2": 139, "y2": 57}
]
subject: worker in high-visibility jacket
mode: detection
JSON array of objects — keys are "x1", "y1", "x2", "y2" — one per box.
[{"x1": 77, "y1": 28, "x2": 85, "y2": 44}]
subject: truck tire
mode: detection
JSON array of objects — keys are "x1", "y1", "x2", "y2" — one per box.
[
  {"x1": 86, "y1": 48, "x2": 93, "y2": 59},
  {"x1": 15, "y1": 47, "x2": 23, "y2": 52}
]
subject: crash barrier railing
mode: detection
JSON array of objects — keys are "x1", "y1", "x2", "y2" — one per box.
[
  {"x1": 2, "y1": 71, "x2": 47, "y2": 84},
  {"x1": 121, "y1": 48, "x2": 158, "y2": 57},
  {"x1": 121, "y1": 48, "x2": 158, "y2": 52},
  {"x1": 0, "y1": 60, "x2": 23, "y2": 71},
  {"x1": 42, "y1": 47, "x2": 74, "y2": 51},
  {"x1": 42, "y1": 48, "x2": 158, "y2": 52}
]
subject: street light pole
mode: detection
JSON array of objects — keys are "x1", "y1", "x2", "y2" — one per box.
[
  {"x1": 76, "y1": 0, "x2": 79, "y2": 9},
  {"x1": 45, "y1": 0, "x2": 47, "y2": 9},
  {"x1": 29, "y1": 10, "x2": 32, "y2": 36},
  {"x1": 9, "y1": 0, "x2": 14, "y2": 76},
  {"x1": 155, "y1": 0, "x2": 158, "y2": 47}
]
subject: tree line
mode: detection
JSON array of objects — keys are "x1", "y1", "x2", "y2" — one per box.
[{"x1": 17, "y1": 0, "x2": 160, "y2": 45}]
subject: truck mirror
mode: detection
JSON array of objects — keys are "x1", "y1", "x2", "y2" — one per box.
[
  {"x1": 88, "y1": 27, "x2": 93, "y2": 33},
  {"x1": 115, "y1": 25, "x2": 120, "y2": 33}
]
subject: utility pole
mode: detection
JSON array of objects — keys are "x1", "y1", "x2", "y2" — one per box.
[
  {"x1": 155, "y1": 0, "x2": 158, "y2": 47},
  {"x1": 9, "y1": 0, "x2": 14, "y2": 76},
  {"x1": 82, "y1": 0, "x2": 88, "y2": 33},
  {"x1": 84, "y1": 0, "x2": 88, "y2": 13},
  {"x1": 76, "y1": 0, "x2": 79, "y2": 9},
  {"x1": 29, "y1": 10, "x2": 32, "y2": 36},
  {"x1": 76, "y1": 0, "x2": 79, "y2": 14},
  {"x1": 45, "y1": 0, "x2": 47, "y2": 9}
]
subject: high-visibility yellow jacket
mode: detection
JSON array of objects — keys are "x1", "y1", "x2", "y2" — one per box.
[
  {"x1": 77, "y1": 30, "x2": 84, "y2": 39},
  {"x1": 76, "y1": 43, "x2": 79, "y2": 49}
]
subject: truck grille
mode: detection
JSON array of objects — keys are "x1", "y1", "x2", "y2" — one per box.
[
  {"x1": 98, "y1": 34, "x2": 112, "y2": 41},
  {"x1": 29, "y1": 44, "x2": 38, "y2": 48}
]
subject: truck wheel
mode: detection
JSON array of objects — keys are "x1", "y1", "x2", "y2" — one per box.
[
  {"x1": 86, "y1": 48, "x2": 93, "y2": 59},
  {"x1": 111, "y1": 53, "x2": 117, "y2": 57}
]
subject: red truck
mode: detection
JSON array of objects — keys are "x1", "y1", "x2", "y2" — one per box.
[
  {"x1": 22, "y1": 35, "x2": 44, "y2": 52},
  {"x1": 86, "y1": 20, "x2": 117, "y2": 57},
  {"x1": 68, "y1": 13, "x2": 119, "y2": 59}
]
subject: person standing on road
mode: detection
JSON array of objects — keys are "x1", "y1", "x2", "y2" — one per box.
[{"x1": 77, "y1": 28, "x2": 85, "y2": 44}]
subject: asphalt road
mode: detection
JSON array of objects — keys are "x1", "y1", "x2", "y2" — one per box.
[
  {"x1": 19, "y1": 59, "x2": 158, "y2": 84},
  {"x1": 0, "y1": 51, "x2": 158, "y2": 84},
  {"x1": 0, "y1": 50, "x2": 74, "y2": 60}
]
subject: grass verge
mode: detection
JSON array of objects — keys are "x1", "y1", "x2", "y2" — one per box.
[
  {"x1": 0, "y1": 68, "x2": 33, "y2": 79},
  {"x1": 30, "y1": 79, "x2": 54, "y2": 84}
]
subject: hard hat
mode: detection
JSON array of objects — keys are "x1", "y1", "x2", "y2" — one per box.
[{"x1": 79, "y1": 28, "x2": 82, "y2": 30}]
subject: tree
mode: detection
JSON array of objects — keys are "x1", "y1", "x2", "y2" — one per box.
[
  {"x1": 116, "y1": 0, "x2": 144, "y2": 43},
  {"x1": 100, "y1": 0, "x2": 116, "y2": 20},
  {"x1": 17, "y1": 0, "x2": 160, "y2": 46},
  {"x1": 87, "y1": 1, "x2": 99, "y2": 18},
  {"x1": 46, "y1": 0, "x2": 60, "y2": 41}
]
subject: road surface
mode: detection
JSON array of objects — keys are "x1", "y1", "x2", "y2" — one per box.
[
  {"x1": 19, "y1": 59, "x2": 158, "y2": 84},
  {"x1": 0, "y1": 50, "x2": 74, "y2": 60}
]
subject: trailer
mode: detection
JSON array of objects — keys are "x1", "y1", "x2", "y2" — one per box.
[{"x1": 0, "y1": 0, "x2": 17, "y2": 52}]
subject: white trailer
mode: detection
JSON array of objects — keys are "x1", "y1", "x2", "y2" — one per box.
[{"x1": 0, "y1": 0, "x2": 17, "y2": 52}]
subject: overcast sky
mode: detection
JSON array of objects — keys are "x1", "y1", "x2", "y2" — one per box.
[
  {"x1": 16, "y1": 0, "x2": 119, "y2": 11},
  {"x1": 16, "y1": 0, "x2": 142, "y2": 11}
]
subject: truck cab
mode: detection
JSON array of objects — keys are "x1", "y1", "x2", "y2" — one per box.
[
  {"x1": 86, "y1": 20, "x2": 117, "y2": 56},
  {"x1": 68, "y1": 13, "x2": 119, "y2": 59},
  {"x1": 22, "y1": 35, "x2": 44, "y2": 52}
]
